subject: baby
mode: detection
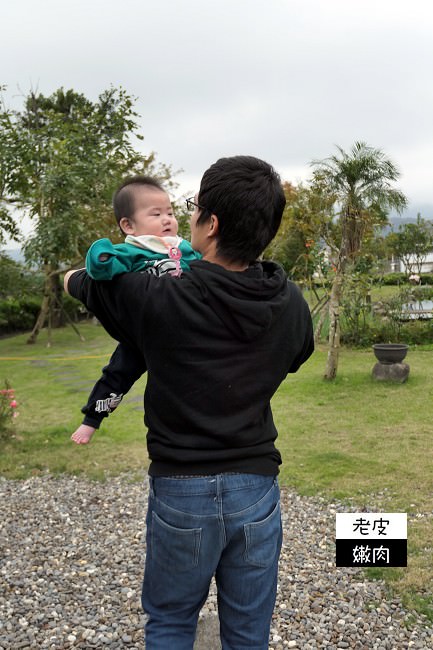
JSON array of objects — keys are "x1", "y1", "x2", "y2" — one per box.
[{"x1": 71, "y1": 175, "x2": 201, "y2": 444}]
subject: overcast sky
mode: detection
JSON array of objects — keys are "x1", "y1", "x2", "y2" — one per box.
[{"x1": 2, "y1": 0, "x2": 433, "y2": 241}]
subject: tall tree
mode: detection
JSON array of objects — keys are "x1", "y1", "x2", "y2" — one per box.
[
  {"x1": 264, "y1": 182, "x2": 330, "y2": 282},
  {"x1": 264, "y1": 181, "x2": 335, "y2": 342},
  {"x1": 386, "y1": 214, "x2": 433, "y2": 277},
  {"x1": 0, "y1": 88, "x2": 21, "y2": 245},
  {"x1": 0, "y1": 87, "x2": 174, "y2": 343},
  {"x1": 311, "y1": 142, "x2": 407, "y2": 379}
]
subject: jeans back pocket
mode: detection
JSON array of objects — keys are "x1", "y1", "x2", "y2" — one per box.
[
  {"x1": 243, "y1": 500, "x2": 282, "y2": 568},
  {"x1": 151, "y1": 511, "x2": 202, "y2": 572}
]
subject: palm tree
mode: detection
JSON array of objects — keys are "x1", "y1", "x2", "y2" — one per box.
[{"x1": 311, "y1": 142, "x2": 407, "y2": 380}]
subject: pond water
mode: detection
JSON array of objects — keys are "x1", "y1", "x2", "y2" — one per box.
[{"x1": 400, "y1": 300, "x2": 433, "y2": 320}]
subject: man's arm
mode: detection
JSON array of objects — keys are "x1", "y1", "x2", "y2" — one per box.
[
  {"x1": 64, "y1": 268, "x2": 152, "y2": 351},
  {"x1": 64, "y1": 269, "x2": 81, "y2": 294}
]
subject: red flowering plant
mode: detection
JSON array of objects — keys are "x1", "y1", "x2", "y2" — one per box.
[
  {"x1": 302, "y1": 238, "x2": 331, "y2": 283},
  {"x1": 0, "y1": 381, "x2": 19, "y2": 439}
]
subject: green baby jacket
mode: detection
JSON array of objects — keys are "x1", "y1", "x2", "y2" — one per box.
[{"x1": 86, "y1": 235, "x2": 202, "y2": 280}]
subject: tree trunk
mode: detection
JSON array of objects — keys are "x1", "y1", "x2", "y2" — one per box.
[
  {"x1": 314, "y1": 300, "x2": 329, "y2": 345},
  {"x1": 324, "y1": 271, "x2": 344, "y2": 380},
  {"x1": 27, "y1": 288, "x2": 50, "y2": 344},
  {"x1": 27, "y1": 270, "x2": 62, "y2": 344},
  {"x1": 50, "y1": 275, "x2": 64, "y2": 328}
]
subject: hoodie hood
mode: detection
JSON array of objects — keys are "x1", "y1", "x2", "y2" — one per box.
[{"x1": 188, "y1": 260, "x2": 291, "y2": 342}]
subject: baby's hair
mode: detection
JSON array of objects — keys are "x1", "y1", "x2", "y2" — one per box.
[{"x1": 113, "y1": 175, "x2": 165, "y2": 225}]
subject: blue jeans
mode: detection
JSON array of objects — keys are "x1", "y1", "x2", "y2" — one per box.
[{"x1": 142, "y1": 473, "x2": 282, "y2": 650}]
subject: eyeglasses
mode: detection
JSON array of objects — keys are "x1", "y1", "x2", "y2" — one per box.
[{"x1": 186, "y1": 197, "x2": 207, "y2": 213}]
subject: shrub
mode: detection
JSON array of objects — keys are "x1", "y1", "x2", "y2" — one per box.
[
  {"x1": 419, "y1": 273, "x2": 433, "y2": 285},
  {"x1": 380, "y1": 272, "x2": 433, "y2": 286},
  {"x1": 409, "y1": 286, "x2": 433, "y2": 301},
  {"x1": 381, "y1": 272, "x2": 408, "y2": 286},
  {"x1": 338, "y1": 283, "x2": 433, "y2": 347},
  {"x1": 0, "y1": 254, "x2": 44, "y2": 299},
  {"x1": 0, "y1": 381, "x2": 18, "y2": 440},
  {"x1": 371, "y1": 320, "x2": 433, "y2": 345},
  {"x1": 0, "y1": 297, "x2": 41, "y2": 335},
  {"x1": 62, "y1": 294, "x2": 90, "y2": 321},
  {"x1": 0, "y1": 295, "x2": 87, "y2": 335}
]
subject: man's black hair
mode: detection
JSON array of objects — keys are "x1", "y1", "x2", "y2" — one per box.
[
  {"x1": 113, "y1": 175, "x2": 165, "y2": 226},
  {"x1": 198, "y1": 156, "x2": 286, "y2": 264}
]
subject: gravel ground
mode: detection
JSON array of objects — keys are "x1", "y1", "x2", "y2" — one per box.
[{"x1": 1, "y1": 473, "x2": 432, "y2": 649}]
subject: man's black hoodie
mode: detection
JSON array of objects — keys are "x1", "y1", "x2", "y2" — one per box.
[{"x1": 68, "y1": 259, "x2": 314, "y2": 476}]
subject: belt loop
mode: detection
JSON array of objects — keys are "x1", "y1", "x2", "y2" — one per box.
[
  {"x1": 149, "y1": 476, "x2": 155, "y2": 498},
  {"x1": 217, "y1": 473, "x2": 223, "y2": 498}
]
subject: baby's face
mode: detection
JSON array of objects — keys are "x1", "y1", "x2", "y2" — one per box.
[{"x1": 128, "y1": 187, "x2": 178, "y2": 237}]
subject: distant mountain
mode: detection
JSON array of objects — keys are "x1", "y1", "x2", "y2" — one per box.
[
  {"x1": 388, "y1": 216, "x2": 420, "y2": 229},
  {"x1": 389, "y1": 202, "x2": 433, "y2": 225},
  {"x1": 384, "y1": 203, "x2": 433, "y2": 233}
]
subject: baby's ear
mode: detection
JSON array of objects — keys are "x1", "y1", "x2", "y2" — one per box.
[{"x1": 119, "y1": 217, "x2": 134, "y2": 235}]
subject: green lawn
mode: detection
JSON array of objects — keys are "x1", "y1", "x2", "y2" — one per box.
[
  {"x1": 1, "y1": 322, "x2": 432, "y2": 620},
  {"x1": 0, "y1": 323, "x2": 149, "y2": 479}
]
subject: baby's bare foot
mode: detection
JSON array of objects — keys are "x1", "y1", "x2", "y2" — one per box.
[{"x1": 71, "y1": 424, "x2": 96, "y2": 444}]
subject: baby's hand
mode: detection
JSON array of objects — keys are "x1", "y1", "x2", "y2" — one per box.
[{"x1": 71, "y1": 424, "x2": 96, "y2": 445}]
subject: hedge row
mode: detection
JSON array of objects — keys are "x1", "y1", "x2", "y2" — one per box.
[
  {"x1": 0, "y1": 296, "x2": 86, "y2": 335},
  {"x1": 380, "y1": 272, "x2": 433, "y2": 285},
  {"x1": 340, "y1": 319, "x2": 433, "y2": 346}
]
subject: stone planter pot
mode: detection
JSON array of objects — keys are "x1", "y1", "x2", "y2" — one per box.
[{"x1": 372, "y1": 343, "x2": 409, "y2": 365}]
